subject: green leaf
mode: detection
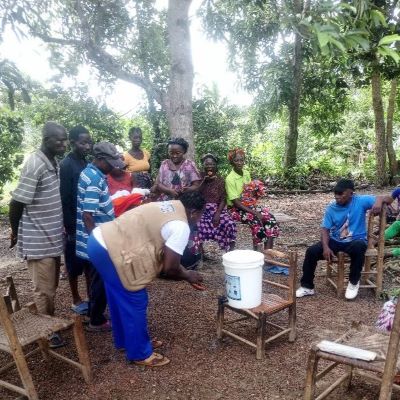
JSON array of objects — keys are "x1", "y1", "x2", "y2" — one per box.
[
  {"x1": 346, "y1": 34, "x2": 370, "y2": 51},
  {"x1": 317, "y1": 31, "x2": 330, "y2": 49},
  {"x1": 371, "y1": 10, "x2": 388, "y2": 28},
  {"x1": 377, "y1": 46, "x2": 400, "y2": 63},
  {"x1": 329, "y1": 38, "x2": 346, "y2": 52},
  {"x1": 378, "y1": 34, "x2": 400, "y2": 46}
]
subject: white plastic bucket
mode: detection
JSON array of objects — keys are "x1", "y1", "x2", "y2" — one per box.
[{"x1": 223, "y1": 250, "x2": 264, "y2": 309}]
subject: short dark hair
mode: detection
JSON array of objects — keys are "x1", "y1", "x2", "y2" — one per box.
[
  {"x1": 201, "y1": 153, "x2": 218, "y2": 164},
  {"x1": 179, "y1": 191, "x2": 205, "y2": 211},
  {"x1": 42, "y1": 121, "x2": 66, "y2": 139},
  {"x1": 168, "y1": 137, "x2": 189, "y2": 153},
  {"x1": 69, "y1": 125, "x2": 89, "y2": 141},
  {"x1": 334, "y1": 178, "x2": 355, "y2": 193},
  {"x1": 128, "y1": 127, "x2": 142, "y2": 138}
]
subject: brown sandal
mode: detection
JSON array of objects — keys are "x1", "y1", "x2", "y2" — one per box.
[{"x1": 134, "y1": 352, "x2": 170, "y2": 367}]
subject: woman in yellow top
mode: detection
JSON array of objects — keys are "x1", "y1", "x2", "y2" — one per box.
[
  {"x1": 123, "y1": 127, "x2": 152, "y2": 188},
  {"x1": 225, "y1": 148, "x2": 279, "y2": 250}
]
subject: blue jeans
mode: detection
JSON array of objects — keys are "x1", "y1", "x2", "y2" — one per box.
[
  {"x1": 300, "y1": 239, "x2": 367, "y2": 289},
  {"x1": 87, "y1": 234, "x2": 152, "y2": 361}
]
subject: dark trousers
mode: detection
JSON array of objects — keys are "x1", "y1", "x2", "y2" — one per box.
[
  {"x1": 87, "y1": 262, "x2": 107, "y2": 326},
  {"x1": 300, "y1": 239, "x2": 367, "y2": 289}
]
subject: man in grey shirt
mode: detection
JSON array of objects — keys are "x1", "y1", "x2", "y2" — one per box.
[{"x1": 9, "y1": 121, "x2": 67, "y2": 346}]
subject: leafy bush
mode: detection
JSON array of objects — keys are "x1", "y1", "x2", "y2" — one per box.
[{"x1": 0, "y1": 109, "x2": 24, "y2": 198}]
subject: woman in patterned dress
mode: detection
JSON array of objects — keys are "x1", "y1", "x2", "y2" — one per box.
[
  {"x1": 155, "y1": 137, "x2": 202, "y2": 268},
  {"x1": 225, "y1": 148, "x2": 279, "y2": 250},
  {"x1": 156, "y1": 137, "x2": 202, "y2": 200},
  {"x1": 197, "y1": 154, "x2": 236, "y2": 251}
]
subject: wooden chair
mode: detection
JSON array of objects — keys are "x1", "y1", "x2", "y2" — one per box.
[
  {"x1": 0, "y1": 276, "x2": 91, "y2": 400},
  {"x1": 303, "y1": 297, "x2": 400, "y2": 400},
  {"x1": 216, "y1": 250, "x2": 297, "y2": 360},
  {"x1": 326, "y1": 206, "x2": 387, "y2": 298}
]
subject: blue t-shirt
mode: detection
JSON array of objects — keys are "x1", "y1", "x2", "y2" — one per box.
[
  {"x1": 392, "y1": 188, "x2": 400, "y2": 204},
  {"x1": 321, "y1": 194, "x2": 376, "y2": 243},
  {"x1": 76, "y1": 163, "x2": 115, "y2": 260}
]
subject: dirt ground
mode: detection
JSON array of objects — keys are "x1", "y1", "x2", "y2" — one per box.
[{"x1": 1, "y1": 190, "x2": 400, "y2": 400}]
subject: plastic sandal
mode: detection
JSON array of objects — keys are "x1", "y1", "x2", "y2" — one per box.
[
  {"x1": 134, "y1": 352, "x2": 170, "y2": 367},
  {"x1": 85, "y1": 320, "x2": 112, "y2": 332},
  {"x1": 71, "y1": 301, "x2": 89, "y2": 315}
]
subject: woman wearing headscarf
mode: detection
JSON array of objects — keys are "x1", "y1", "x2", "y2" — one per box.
[
  {"x1": 225, "y1": 148, "x2": 279, "y2": 250},
  {"x1": 197, "y1": 154, "x2": 236, "y2": 251}
]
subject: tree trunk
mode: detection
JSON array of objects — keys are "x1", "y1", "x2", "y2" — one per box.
[
  {"x1": 283, "y1": 1, "x2": 304, "y2": 171},
  {"x1": 371, "y1": 69, "x2": 387, "y2": 187},
  {"x1": 386, "y1": 78, "x2": 398, "y2": 182},
  {"x1": 164, "y1": 0, "x2": 195, "y2": 160}
]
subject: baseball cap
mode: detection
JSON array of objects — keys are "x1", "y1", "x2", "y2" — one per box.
[
  {"x1": 93, "y1": 141, "x2": 125, "y2": 169},
  {"x1": 333, "y1": 178, "x2": 355, "y2": 193}
]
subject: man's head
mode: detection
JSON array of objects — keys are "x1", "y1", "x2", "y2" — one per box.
[
  {"x1": 69, "y1": 125, "x2": 92, "y2": 157},
  {"x1": 179, "y1": 191, "x2": 205, "y2": 226},
  {"x1": 93, "y1": 141, "x2": 125, "y2": 175},
  {"x1": 334, "y1": 179, "x2": 355, "y2": 206},
  {"x1": 42, "y1": 121, "x2": 68, "y2": 157}
]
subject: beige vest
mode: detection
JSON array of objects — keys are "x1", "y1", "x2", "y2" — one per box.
[{"x1": 100, "y1": 201, "x2": 188, "y2": 291}]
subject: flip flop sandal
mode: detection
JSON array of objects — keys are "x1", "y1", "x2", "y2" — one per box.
[
  {"x1": 71, "y1": 302, "x2": 89, "y2": 315},
  {"x1": 152, "y1": 339, "x2": 163, "y2": 349},
  {"x1": 134, "y1": 352, "x2": 170, "y2": 367},
  {"x1": 85, "y1": 320, "x2": 112, "y2": 332}
]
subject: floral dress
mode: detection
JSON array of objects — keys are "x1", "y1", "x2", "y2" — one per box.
[
  {"x1": 197, "y1": 174, "x2": 237, "y2": 251},
  {"x1": 226, "y1": 171, "x2": 279, "y2": 246}
]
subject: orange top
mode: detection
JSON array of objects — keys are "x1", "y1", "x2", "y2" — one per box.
[{"x1": 123, "y1": 149, "x2": 151, "y2": 173}]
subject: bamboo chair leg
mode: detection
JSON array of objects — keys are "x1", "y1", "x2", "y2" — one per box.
[
  {"x1": 344, "y1": 365, "x2": 353, "y2": 390},
  {"x1": 72, "y1": 315, "x2": 92, "y2": 383},
  {"x1": 288, "y1": 304, "x2": 296, "y2": 342},
  {"x1": 216, "y1": 297, "x2": 225, "y2": 339},
  {"x1": 337, "y1": 253, "x2": 345, "y2": 298},
  {"x1": 37, "y1": 338, "x2": 50, "y2": 362},
  {"x1": 303, "y1": 349, "x2": 319, "y2": 400},
  {"x1": 326, "y1": 261, "x2": 332, "y2": 283},
  {"x1": 375, "y1": 257, "x2": 384, "y2": 299},
  {"x1": 363, "y1": 257, "x2": 371, "y2": 285},
  {"x1": 256, "y1": 313, "x2": 266, "y2": 360},
  {"x1": 11, "y1": 350, "x2": 39, "y2": 400}
]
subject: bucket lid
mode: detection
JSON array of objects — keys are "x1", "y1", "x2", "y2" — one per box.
[{"x1": 223, "y1": 250, "x2": 264, "y2": 268}]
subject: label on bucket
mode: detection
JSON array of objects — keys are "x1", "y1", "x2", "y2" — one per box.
[{"x1": 225, "y1": 274, "x2": 241, "y2": 300}]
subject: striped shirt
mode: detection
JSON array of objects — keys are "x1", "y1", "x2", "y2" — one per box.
[
  {"x1": 76, "y1": 163, "x2": 114, "y2": 260},
  {"x1": 12, "y1": 150, "x2": 64, "y2": 260}
]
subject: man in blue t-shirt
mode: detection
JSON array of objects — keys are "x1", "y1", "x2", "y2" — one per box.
[{"x1": 297, "y1": 179, "x2": 387, "y2": 300}]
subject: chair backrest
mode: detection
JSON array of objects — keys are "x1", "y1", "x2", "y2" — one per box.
[
  {"x1": 366, "y1": 205, "x2": 387, "y2": 253},
  {"x1": 4, "y1": 276, "x2": 21, "y2": 314},
  {"x1": 263, "y1": 250, "x2": 298, "y2": 302}
]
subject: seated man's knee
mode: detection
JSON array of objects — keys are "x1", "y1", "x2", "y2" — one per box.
[{"x1": 305, "y1": 242, "x2": 323, "y2": 257}]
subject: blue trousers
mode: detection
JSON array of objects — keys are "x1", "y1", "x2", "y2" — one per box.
[{"x1": 87, "y1": 234, "x2": 152, "y2": 361}]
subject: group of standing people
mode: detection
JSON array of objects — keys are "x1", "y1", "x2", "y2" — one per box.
[{"x1": 9, "y1": 121, "x2": 279, "y2": 366}]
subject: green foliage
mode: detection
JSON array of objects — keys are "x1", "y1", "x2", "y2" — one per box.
[
  {"x1": 0, "y1": 108, "x2": 24, "y2": 198},
  {"x1": 25, "y1": 86, "x2": 125, "y2": 148}
]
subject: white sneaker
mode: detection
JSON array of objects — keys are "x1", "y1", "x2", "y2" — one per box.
[
  {"x1": 345, "y1": 281, "x2": 360, "y2": 300},
  {"x1": 296, "y1": 287, "x2": 315, "y2": 298}
]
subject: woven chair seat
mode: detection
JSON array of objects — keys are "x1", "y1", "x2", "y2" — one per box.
[
  {"x1": 337, "y1": 325, "x2": 399, "y2": 371},
  {"x1": 248, "y1": 293, "x2": 292, "y2": 315},
  {"x1": 0, "y1": 308, "x2": 73, "y2": 350}
]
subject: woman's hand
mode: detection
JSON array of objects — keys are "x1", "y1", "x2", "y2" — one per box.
[
  {"x1": 186, "y1": 270, "x2": 203, "y2": 285},
  {"x1": 253, "y1": 211, "x2": 263, "y2": 223},
  {"x1": 168, "y1": 188, "x2": 180, "y2": 198},
  {"x1": 212, "y1": 212, "x2": 221, "y2": 227}
]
